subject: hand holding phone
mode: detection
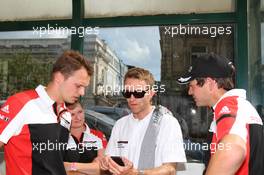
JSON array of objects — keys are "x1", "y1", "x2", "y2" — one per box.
[{"x1": 111, "y1": 156, "x2": 125, "y2": 166}]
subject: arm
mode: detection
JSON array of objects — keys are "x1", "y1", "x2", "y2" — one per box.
[
  {"x1": 93, "y1": 149, "x2": 105, "y2": 163},
  {"x1": 66, "y1": 171, "x2": 86, "y2": 175},
  {"x1": 97, "y1": 149, "x2": 105, "y2": 157},
  {"x1": 106, "y1": 156, "x2": 177, "y2": 175},
  {"x1": 64, "y1": 162, "x2": 100, "y2": 175},
  {"x1": 93, "y1": 149, "x2": 109, "y2": 175},
  {"x1": 205, "y1": 134, "x2": 246, "y2": 175},
  {"x1": 136, "y1": 163, "x2": 177, "y2": 175}
]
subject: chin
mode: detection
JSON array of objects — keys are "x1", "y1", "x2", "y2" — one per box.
[
  {"x1": 71, "y1": 124, "x2": 82, "y2": 128},
  {"x1": 196, "y1": 103, "x2": 206, "y2": 107},
  {"x1": 130, "y1": 108, "x2": 141, "y2": 114},
  {"x1": 66, "y1": 99, "x2": 76, "y2": 104}
]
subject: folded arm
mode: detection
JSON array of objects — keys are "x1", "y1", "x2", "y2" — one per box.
[{"x1": 64, "y1": 162, "x2": 100, "y2": 175}]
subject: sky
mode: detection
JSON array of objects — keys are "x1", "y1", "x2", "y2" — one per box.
[
  {"x1": 0, "y1": 26, "x2": 161, "y2": 80},
  {"x1": 99, "y1": 27, "x2": 161, "y2": 80}
]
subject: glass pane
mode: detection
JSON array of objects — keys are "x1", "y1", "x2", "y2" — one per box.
[
  {"x1": 0, "y1": 30, "x2": 71, "y2": 100},
  {"x1": 248, "y1": 0, "x2": 263, "y2": 119},
  {"x1": 81, "y1": 24, "x2": 234, "y2": 167},
  {"x1": 0, "y1": 23, "x2": 236, "y2": 173}
]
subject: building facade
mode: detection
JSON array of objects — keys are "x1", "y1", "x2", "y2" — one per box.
[
  {"x1": 159, "y1": 24, "x2": 234, "y2": 138},
  {"x1": 83, "y1": 35, "x2": 128, "y2": 107},
  {"x1": 0, "y1": 35, "x2": 127, "y2": 106}
]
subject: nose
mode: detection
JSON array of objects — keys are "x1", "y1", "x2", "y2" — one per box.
[
  {"x1": 128, "y1": 94, "x2": 136, "y2": 101},
  {"x1": 76, "y1": 114, "x2": 82, "y2": 120}
]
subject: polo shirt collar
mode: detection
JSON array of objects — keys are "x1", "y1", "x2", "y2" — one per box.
[
  {"x1": 131, "y1": 106, "x2": 154, "y2": 122},
  {"x1": 83, "y1": 123, "x2": 91, "y2": 134},
  {"x1": 35, "y1": 85, "x2": 55, "y2": 107},
  {"x1": 212, "y1": 89, "x2": 246, "y2": 110}
]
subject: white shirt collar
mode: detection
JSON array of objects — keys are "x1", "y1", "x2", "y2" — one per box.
[
  {"x1": 83, "y1": 123, "x2": 91, "y2": 134},
  {"x1": 35, "y1": 85, "x2": 54, "y2": 107},
  {"x1": 131, "y1": 106, "x2": 155, "y2": 122}
]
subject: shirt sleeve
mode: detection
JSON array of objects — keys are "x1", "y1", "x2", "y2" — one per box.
[
  {"x1": 215, "y1": 98, "x2": 247, "y2": 142},
  {"x1": 94, "y1": 136, "x2": 103, "y2": 150},
  {"x1": 157, "y1": 115, "x2": 187, "y2": 163},
  {"x1": 96, "y1": 131, "x2": 108, "y2": 149},
  {"x1": 0, "y1": 96, "x2": 25, "y2": 144}
]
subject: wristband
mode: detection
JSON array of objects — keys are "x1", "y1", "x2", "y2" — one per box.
[{"x1": 70, "y1": 162, "x2": 77, "y2": 171}]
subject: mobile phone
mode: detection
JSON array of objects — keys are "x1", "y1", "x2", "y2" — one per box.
[{"x1": 111, "y1": 156, "x2": 125, "y2": 166}]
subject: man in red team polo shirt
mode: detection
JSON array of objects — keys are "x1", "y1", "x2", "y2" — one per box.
[
  {"x1": 177, "y1": 53, "x2": 264, "y2": 175},
  {"x1": 0, "y1": 50, "x2": 93, "y2": 175}
]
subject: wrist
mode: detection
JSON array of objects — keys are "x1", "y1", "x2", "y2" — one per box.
[{"x1": 70, "y1": 162, "x2": 77, "y2": 171}]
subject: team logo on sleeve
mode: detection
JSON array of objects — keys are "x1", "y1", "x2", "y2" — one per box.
[
  {"x1": 1, "y1": 105, "x2": 9, "y2": 114},
  {"x1": 218, "y1": 106, "x2": 231, "y2": 115}
]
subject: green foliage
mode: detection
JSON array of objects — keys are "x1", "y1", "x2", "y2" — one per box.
[{"x1": 3, "y1": 53, "x2": 53, "y2": 96}]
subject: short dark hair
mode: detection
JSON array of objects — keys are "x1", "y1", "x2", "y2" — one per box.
[
  {"x1": 196, "y1": 77, "x2": 234, "y2": 91},
  {"x1": 51, "y1": 50, "x2": 93, "y2": 80}
]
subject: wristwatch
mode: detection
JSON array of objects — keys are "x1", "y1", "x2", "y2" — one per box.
[{"x1": 138, "y1": 170, "x2": 144, "y2": 175}]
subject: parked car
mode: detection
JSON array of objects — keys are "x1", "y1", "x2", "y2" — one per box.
[
  {"x1": 84, "y1": 109, "x2": 116, "y2": 140},
  {"x1": 184, "y1": 139, "x2": 205, "y2": 161},
  {"x1": 88, "y1": 106, "x2": 130, "y2": 120}
]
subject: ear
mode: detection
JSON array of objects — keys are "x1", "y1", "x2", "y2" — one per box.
[
  {"x1": 148, "y1": 89, "x2": 156, "y2": 98},
  {"x1": 53, "y1": 72, "x2": 65, "y2": 84},
  {"x1": 207, "y1": 78, "x2": 216, "y2": 91}
]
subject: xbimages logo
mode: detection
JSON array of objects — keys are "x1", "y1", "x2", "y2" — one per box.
[
  {"x1": 32, "y1": 140, "x2": 100, "y2": 154},
  {"x1": 164, "y1": 24, "x2": 232, "y2": 38},
  {"x1": 33, "y1": 24, "x2": 99, "y2": 37},
  {"x1": 96, "y1": 84, "x2": 166, "y2": 96}
]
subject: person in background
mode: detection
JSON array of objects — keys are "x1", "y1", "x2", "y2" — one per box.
[
  {"x1": 65, "y1": 102, "x2": 107, "y2": 161},
  {"x1": 100, "y1": 67, "x2": 186, "y2": 175},
  {"x1": 0, "y1": 50, "x2": 93, "y2": 175},
  {"x1": 177, "y1": 53, "x2": 264, "y2": 175},
  {"x1": 64, "y1": 101, "x2": 107, "y2": 175}
]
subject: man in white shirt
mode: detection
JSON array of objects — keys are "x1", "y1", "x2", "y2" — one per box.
[{"x1": 101, "y1": 67, "x2": 186, "y2": 175}]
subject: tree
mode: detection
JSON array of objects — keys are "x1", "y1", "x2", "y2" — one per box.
[{"x1": 5, "y1": 53, "x2": 53, "y2": 96}]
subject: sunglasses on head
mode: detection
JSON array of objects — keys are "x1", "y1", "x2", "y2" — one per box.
[{"x1": 122, "y1": 90, "x2": 148, "y2": 98}]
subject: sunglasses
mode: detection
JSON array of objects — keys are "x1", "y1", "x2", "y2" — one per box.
[{"x1": 122, "y1": 90, "x2": 148, "y2": 98}]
